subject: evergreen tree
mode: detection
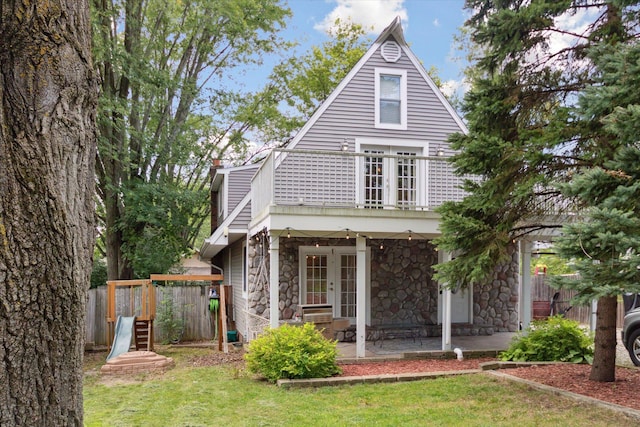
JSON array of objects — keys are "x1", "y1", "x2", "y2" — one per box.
[
  {"x1": 436, "y1": 0, "x2": 640, "y2": 381},
  {"x1": 553, "y1": 41, "x2": 640, "y2": 381}
]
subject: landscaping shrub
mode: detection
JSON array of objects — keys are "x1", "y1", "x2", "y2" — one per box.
[
  {"x1": 500, "y1": 316, "x2": 594, "y2": 363},
  {"x1": 245, "y1": 322, "x2": 341, "y2": 382}
]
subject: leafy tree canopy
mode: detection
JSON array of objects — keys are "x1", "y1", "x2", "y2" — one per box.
[{"x1": 92, "y1": 0, "x2": 291, "y2": 279}]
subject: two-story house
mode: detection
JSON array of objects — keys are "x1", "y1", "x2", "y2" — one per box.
[{"x1": 200, "y1": 17, "x2": 521, "y2": 358}]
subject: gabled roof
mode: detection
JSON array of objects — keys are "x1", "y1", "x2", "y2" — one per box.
[
  {"x1": 211, "y1": 162, "x2": 261, "y2": 191},
  {"x1": 286, "y1": 16, "x2": 467, "y2": 151},
  {"x1": 199, "y1": 192, "x2": 251, "y2": 260}
]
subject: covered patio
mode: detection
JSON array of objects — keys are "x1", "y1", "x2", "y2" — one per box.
[{"x1": 336, "y1": 332, "x2": 516, "y2": 359}]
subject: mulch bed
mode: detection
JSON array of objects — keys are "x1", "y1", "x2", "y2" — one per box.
[
  {"x1": 502, "y1": 363, "x2": 640, "y2": 411},
  {"x1": 338, "y1": 357, "x2": 640, "y2": 411}
]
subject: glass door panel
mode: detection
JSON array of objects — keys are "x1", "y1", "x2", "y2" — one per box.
[
  {"x1": 364, "y1": 150, "x2": 385, "y2": 208},
  {"x1": 305, "y1": 254, "x2": 328, "y2": 304},
  {"x1": 396, "y1": 151, "x2": 416, "y2": 209},
  {"x1": 338, "y1": 254, "x2": 357, "y2": 318}
]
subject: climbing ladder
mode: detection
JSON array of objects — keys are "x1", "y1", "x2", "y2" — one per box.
[{"x1": 134, "y1": 319, "x2": 153, "y2": 351}]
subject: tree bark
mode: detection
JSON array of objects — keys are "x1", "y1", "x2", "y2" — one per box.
[
  {"x1": 589, "y1": 295, "x2": 618, "y2": 382},
  {"x1": 0, "y1": 1, "x2": 97, "y2": 425}
]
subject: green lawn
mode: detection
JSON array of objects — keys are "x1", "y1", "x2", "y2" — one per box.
[{"x1": 84, "y1": 348, "x2": 634, "y2": 426}]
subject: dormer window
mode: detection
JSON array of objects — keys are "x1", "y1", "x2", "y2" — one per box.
[{"x1": 375, "y1": 68, "x2": 407, "y2": 130}]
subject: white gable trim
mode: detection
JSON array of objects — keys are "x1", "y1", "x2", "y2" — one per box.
[
  {"x1": 212, "y1": 163, "x2": 261, "y2": 190},
  {"x1": 199, "y1": 192, "x2": 251, "y2": 259},
  {"x1": 399, "y1": 43, "x2": 468, "y2": 134},
  {"x1": 286, "y1": 18, "x2": 404, "y2": 150},
  {"x1": 286, "y1": 16, "x2": 467, "y2": 151}
]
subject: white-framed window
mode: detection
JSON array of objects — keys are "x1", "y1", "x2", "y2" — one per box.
[
  {"x1": 375, "y1": 68, "x2": 407, "y2": 130},
  {"x1": 396, "y1": 151, "x2": 417, "y2": 209},
  {"x1": 217, "y1": 188, "x2": 225, "y2": 221}
]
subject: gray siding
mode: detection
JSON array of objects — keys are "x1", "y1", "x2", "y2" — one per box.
[
  {"x1": 294, "y1": 36, "x2": 463, "y2": 152},
  {"x1": 227, "y1": 166, "x2": 258, "y2": 215},
  {"x1": 229, "y1": 240, "x2": 247, "y2": 339},
  {"x1": 229, "y1": 199, "x2": 251, "y2": 229}
]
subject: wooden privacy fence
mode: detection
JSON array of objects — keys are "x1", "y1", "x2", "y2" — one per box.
[
  {"x1": 532, "y1": 274, "x2": 626, "y2": 327},
  {"x1": 86, "y1": 285, "x2": 220, "y2": 346}
]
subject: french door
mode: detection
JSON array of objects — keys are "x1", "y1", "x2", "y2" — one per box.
[
  {"x1": 301, "y1": 247, "x2": 358, "y2": 319},
  {"x1": 361, "y1": 147, "x2": 420, "y2": 209}
]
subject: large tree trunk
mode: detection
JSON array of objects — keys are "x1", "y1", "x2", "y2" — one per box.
[
  {"x1": 589, "y1": 295, "x2": 618, "y2": 382},
  {"x1": 0, "y1": 1, "x2": 97, "y2": 425}
]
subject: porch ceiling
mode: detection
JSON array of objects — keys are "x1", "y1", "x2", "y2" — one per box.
[{"x1": 249, "y1": 205, "x2": 442, "y2": 239}]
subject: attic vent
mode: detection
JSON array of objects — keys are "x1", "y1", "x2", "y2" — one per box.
[{"x1": 380, "y1": 41, "x2": 401, "y2": 63}]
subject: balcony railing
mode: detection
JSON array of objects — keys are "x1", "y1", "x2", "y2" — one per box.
[{"x1": 251, "y1": 148, "x2": 479, "y2": 215}]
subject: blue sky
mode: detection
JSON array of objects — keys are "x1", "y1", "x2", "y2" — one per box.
[{"x1": 247, "y1": 0, "x2": 469, "y2": 97}]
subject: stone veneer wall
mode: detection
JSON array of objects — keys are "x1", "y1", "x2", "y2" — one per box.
[
  {"x1": 370, "y1": 240, "x2": 439, "y2": 325},
  {"x1": 246, "y1": 233, "x2": 270, "y2": 318},
  {"x1": 246, "y1": 235, "x2": 520, "y2": 336},
  {"x1": 472, "y1": 243, "x2": 520, "y2": 333},
  {"x1": 246, "y1": 236, "x2": 352, "y2": 319}
]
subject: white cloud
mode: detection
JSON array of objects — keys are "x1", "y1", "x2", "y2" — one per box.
[
  {"x1": 433, "y1": 18, "x2": 440, "y2": 27},
  {"x1": 548, "y1": 7, "x2": 600, "y2": 56},
  {"x1": 313, "y1": 0, "x2": 408, "y2": 35},
  {"x1": 441, "y1": 78, "x2": 469, "y2": 99},
  {"x1": 526, "y1": 6, "x2": 603, "y2": 72}
]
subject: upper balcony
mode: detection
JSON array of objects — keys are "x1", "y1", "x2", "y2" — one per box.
[{"x1": 251, "y1": 148, "x2": 478, "y2": 217}]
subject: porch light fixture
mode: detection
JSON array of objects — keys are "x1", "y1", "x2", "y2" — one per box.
[
  {"x1": 341, "y1": 139, "x2": 349, "y2": 151},
  {"x1": 436, "y1": 146, "x2": 445, "y2": 157},
  {"x1": 346, "y1": 229, "x2": 350, "y2": 240},
  {"x1": 379, "y1": 242, "x2": 384, "y2": 250},
  {"x1": 286, "y1": 227, "x2": 291, "y2": 238},
  {"x1": 408, "y1": 230, "x2": 412, "y2": 241},
  {"x1": 315, "y1": 242, "x2": 319, "y2": 248}
]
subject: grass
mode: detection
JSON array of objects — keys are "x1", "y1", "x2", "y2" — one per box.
[{"x1": 84, "y1": 347, "x2": 635, "y2": 427}]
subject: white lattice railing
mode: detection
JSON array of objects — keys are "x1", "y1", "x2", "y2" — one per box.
[{"x1": 251, "y1": 148, "x2": 479, "y2": 214}]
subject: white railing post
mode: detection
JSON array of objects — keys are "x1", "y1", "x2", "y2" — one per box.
[
  {"x1": 519, "y1": 240, "x2": 533, "y2": 330},
  {"x1": 439, "y1": 250, "x2": 452, "y2": 351},
  {"x1": 269, "y1": 235, "x2": 280, "y2": 329},
  {"x1": 356, "y1": 236, "x2": 367, "y2": 358}
]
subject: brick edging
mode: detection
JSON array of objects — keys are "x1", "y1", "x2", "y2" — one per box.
[
  {"x1": 277, "y1": 369, "x2": 479, "y2": 388},
  {"x1": 487, "y1": 370, "x2": 640, "y2": 421}
]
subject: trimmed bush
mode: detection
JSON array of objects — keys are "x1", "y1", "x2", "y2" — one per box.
[
  {"x1": 500, "y1": 316, "x2": 594, "y2": 363},
  {"x1": 245, "y1": 322, "x2": 342, "y2": 382}
]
